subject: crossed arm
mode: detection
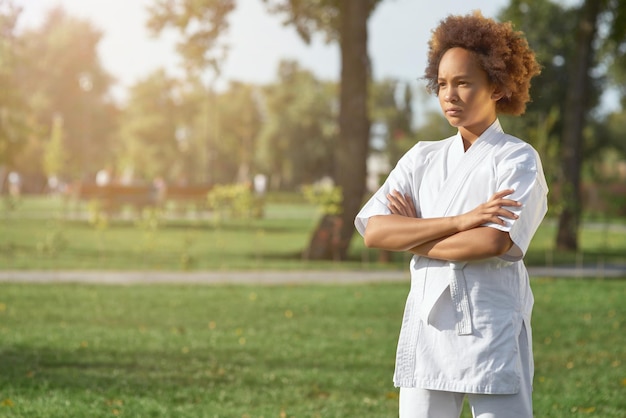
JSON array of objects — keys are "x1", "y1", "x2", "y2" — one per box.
[{"x1": 363, "y1": 189, "x2": 519, "y2": 262}]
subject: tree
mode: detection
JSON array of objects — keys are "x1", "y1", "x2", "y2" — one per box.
[
  {"x1": 369, "y1": 79, "x2": 415, "y2": 166},
  {"x1": 414, "y1": 110, "x2": 456, "y2": 146},
  {"x1": 17, "y1": 7, "x2": 116, "y2": 184},
  {"x1": 146, "y1": 0, "x2": 236, "y2": 184},
  {"x1": 116, "y1": 70, "x2": 182, "y2": 182},
  {"x1": 556, "y1": 0, "x2": 604, "y2": 250},
  {"x1": 498, "y1": 1, "x2": 582, "y2": 191},
  {"x1": 168, "y1": 76, "x2": 212, "y2": 184},
  {"x1": 0, "y1": 0, "x2": 29, "y2": 189},
  {"x1": 367, "y1": 78, "x2": 416, "y2": 263},
  {"x1": 42, "y1": 114, "x2": 66, "y2": 181},
  {"x1": 258, "y1": 60, "x2": 337, "y2": 190},
  {"x1": 146, "y1": 0, "x2": 234, "y2": 75},
  {"x1": 147, "y1": 0, "x2": 383, "y2": 260},
  {"x1": 555, "y1": 0, "x2": 626, "y2": 250},
  {"x1": 265, "y1": 0, "x2": 382, "y2": 260},
  {"x1": 604, "y1": 0, "x2": 626, "y2": 97},
  {"x1": 501, "y1": 0, "x2": 626, "y2": 251},
  {"x1": 212, "y1": 81, "x2": 264, "y2": 184}
]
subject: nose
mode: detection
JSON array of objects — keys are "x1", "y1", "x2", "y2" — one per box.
[{"x1": 444, "y1": 90, "x2": 458, "y2": 102}]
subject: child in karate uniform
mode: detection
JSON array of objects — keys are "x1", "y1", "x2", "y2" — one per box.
[{"x1": 355, "y1": 12, "x2": 547, "y2": 418}]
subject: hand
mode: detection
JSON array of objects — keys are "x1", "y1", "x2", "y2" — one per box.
[
  {"x1": 454, "y1": 189, "x2": 520, "y2": 231},
  {"x1": 387, "y1": 190, "x2": 417, "y2": 217}
]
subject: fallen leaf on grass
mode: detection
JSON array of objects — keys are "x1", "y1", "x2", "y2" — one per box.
[{"x1": 386, "y1": 392, "x2": 399, "y2": 400}]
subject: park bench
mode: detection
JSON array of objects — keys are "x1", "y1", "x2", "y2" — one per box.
[
  {"x1": 69, "y1": 183, "x2": 157, "y2": 217},
  {"x1": 66, "y1": 182, "x2": 214, "y2": 219},
  {"x1": 162, "y1": 184, "x2": 213, "y2": 215}
]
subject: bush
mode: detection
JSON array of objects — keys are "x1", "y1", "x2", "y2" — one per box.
[
  {"x1": 301, "y1": 179, "x2": 343, "y2": 216},
  {"x1": 207, "y1": 183, "x2": 264, "y2": 221}
]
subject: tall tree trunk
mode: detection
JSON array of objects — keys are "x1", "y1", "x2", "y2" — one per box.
[
  {"x1": 336, "y1": 0, "x2": 370, "y2": 260},
  {"x1": 556, "y1": 0, "x2": 603, "y2": 251},
  {"x1": 305, "y1": 0, "x2": 370, "y2": 260}
]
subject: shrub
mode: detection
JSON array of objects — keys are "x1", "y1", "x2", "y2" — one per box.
[
  {"x1": 207, "y1": 183, "x2": 264, "y2": 221},
  {"x1": 301, "y1": 178, "x2": 343, "y2": 216}
]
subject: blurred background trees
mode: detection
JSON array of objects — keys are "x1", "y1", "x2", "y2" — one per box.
[
  {"x1": 258, "y1": 60, "x2": 337, "y2": 190},
  {"x1": 0, "y1": 0, "x2": 30, "y2": 190},
  {"x1": 116, "y1": 69, "x2": 182, "y2": 182},
  {"x1": 14, "y1": 7, "x2": 116, "y2": 188},
  {"x1": 500, "y1": 0, "x2": 626, "y2": 250},
  {"x1": 1, "y1": 0, "x2": 625, "y2": 259}
]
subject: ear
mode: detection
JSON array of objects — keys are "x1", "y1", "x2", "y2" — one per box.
[{"x1": 491, "y1": 86, "x2": 506, "y2": 101}]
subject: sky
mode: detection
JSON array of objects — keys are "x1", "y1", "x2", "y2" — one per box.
[
  {"x1": 16, "y1": 0, "x2": 617, "y2": 114},
  {"x1": 14, "y1": 0, "x2": 508, "y2": 100}
]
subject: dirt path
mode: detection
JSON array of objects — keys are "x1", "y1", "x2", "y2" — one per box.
[{"x1": 0, "y1": 265, "x2": 625, "y2": 285}]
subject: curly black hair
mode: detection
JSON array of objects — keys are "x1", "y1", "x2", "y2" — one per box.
[{"x1": 424, "y1": 11, "x2": 541, "y2": 115}]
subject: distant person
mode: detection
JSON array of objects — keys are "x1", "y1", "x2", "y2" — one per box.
[
  {"x1": 253, "y1": 174, "x2": 267, "y2": 196},
  {"x1": 8, "y1": 171, "x2": 21, "y2": 197},
  {"x1": 47, "y1": 175, "x2": 59, "y2": 194},
  {"x1": 96, "y1": 168, "x2": 111, "y2": 186},
  {"x1": 152, "y1": 176, "x2": 167, "y2": 203},
  {"x1": 355, "y1": 12, "x2": 548, "y2": 417}
]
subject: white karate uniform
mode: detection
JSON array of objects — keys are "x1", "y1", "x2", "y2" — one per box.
[{"x1": 355, "y1": 120, "x2": 548, "y2": 400}]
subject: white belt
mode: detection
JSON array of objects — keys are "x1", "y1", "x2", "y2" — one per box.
[{"x1": 449, "y1": 261, "x2": 472, "y2": 335}]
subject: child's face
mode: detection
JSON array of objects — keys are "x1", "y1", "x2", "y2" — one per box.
[{"x1": 437, "y1": 47, "x2": 502, "y2": 140}]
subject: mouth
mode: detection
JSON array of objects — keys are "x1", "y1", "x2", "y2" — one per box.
[{"x1": 445, "y1": 108, "x2": 462, "y2": 116}]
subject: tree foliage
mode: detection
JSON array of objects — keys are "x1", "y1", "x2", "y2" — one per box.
[
  {"x1": 168, "y1": 76, "x2": 213, "y2": 184},
  {"x1": 16, "y1": 7, "x2": 116, "y2": 185},
  {"x1": 258, "y1": 60, "x2": 337, "y2": 189},
  {"x1": 116, "y1": 70, "x2": 182, "y2": 182},
  {"x1": 0, "y1": 0, "x2": 29, "y2": 170},
  {"x1": 146, "y1": 0, "x2": 385, "y2": 260},
  {"x1": 213, "y1": 81, "x2": 264, "y2": 184},
  {"x1": 9, "y1": 0, "x2": 624, "y2": 257},
  {"x1": 146, "y1": 0, "x2": 235, "y2": 75},
  {"x1": 501, "y1": 0, "x2": 626, "y2": 251},
  {"x1": 369, "y1": 79, "x2": 415, "y2": 166},
  {"x1": 43, "y1": 114, "x2": 66, "y2": 179},
  {"x1": 498, "y1": 0, "x2": 581, "y2": 180}
]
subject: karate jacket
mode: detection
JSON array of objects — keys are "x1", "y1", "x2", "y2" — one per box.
[{"x1": 355, "y1": 120, "x2": 548, "y2": 394}]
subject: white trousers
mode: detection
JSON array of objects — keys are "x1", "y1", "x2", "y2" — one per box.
[{"x1": 399, "y1": 325, "x2": 533, "y2": 418}]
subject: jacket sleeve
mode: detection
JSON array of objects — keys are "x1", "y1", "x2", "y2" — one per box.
[
  {"x1": 354, "y1": 144, "x2": 424, "y2": 237},
  {"x1": 485, "y1": 146, "x2": 549, "y2": 261}
]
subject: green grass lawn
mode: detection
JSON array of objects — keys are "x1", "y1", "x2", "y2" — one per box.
[
  {"x1": 0, "y1": 279, "x2": 624, "y2": 417},
  {"x1": 1, "y1": 195, "x2": 625, "y2": 271}
]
